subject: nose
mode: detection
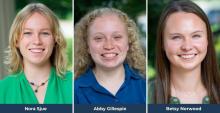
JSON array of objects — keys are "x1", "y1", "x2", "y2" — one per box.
[
  {"x1": 33, "y1": 34, "x2": 42, "y2": 45},
  {"x1": 181, "y1": 38, "x2": 192, "y2": 51},
  {"x1": 103, "y1": 39, "x2": 114, "y2": 50}
]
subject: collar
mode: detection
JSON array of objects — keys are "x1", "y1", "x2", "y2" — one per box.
[{"x1": 76, "y1": 63, "x2": 143, "y2": 88}]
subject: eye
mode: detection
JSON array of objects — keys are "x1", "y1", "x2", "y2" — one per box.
[
  {"x1": 192, "y1": 34, "x2": 201, "y2": 38},
  {"x1": 114, "y1": 36, "x2": 122, "y2": 39},
  {"x1": 23, "y1": 32, "x2": 32, "y2": 35},
  {"x1": 171, "y1": 36, "x2": 181, "y2": 40},
  {"x1": 41, "y1": 32, "x2": 50, "y2": 36},
  {"x1": 94, "y1": 36, "x2": 103, "y2": 42}
]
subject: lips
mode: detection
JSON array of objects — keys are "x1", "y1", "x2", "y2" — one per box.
[{"x1": 178, "y1": 53, "x2": 197, "y2": 60}]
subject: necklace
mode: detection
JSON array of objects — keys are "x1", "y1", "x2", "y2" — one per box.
[
  {"x1": 171, "y1": 82, "x2": 207, "y2": 104},
  {"x1": 29, "y1": 79, "x2": 49, "y2": 93}
]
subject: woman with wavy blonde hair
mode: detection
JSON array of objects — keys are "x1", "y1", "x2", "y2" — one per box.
[
  {"x1": 74, "y1": 8, "x2": 146, "y2": 104},
  {"x1": 0, "y1": 3, "x2": 72, "y2": 104}
]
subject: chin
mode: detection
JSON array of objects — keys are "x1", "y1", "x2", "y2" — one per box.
[
  {"x1": 180, "y1": 65, "x2": 200, "y2": 71},
  {"x1": 100, "y1": 63, "x2": 123, "y2": 69},
  {"x1": 29, "y1": 59, "x2": 46, "y2": 65}
]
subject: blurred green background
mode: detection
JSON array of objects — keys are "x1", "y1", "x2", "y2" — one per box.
[{"x1": 148, "y1": 0, "x2": 220, "y2": 80}]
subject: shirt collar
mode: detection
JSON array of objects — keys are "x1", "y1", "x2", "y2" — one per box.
[
  {"x1": 124, "y1": 63, "x2": 143, "y2": 80},
  {"x1": 77, "y1": 63, "x2": 143, "y2": 87}
]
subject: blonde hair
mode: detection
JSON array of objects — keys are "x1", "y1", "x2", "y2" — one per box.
[
  {"x1": 74, "y1": 8, "x2": 145, "y2": 78},
  {"x1": 5, "y1": 3, "x2": 67, "y2": 76}
]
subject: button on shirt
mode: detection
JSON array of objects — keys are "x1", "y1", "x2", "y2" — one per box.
[{"x1": 74, "y1": 64, "x2": 146, "y2": 104}]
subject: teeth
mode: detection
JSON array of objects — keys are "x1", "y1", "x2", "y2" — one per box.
[
  {"x1": 102, "y1": 53, "x2": 117, "y2": 58},
  {"x1": 29, "y1": 48, "x2": 44, "y2": 53},
  {"x1": 180, "y1": 54, "x2": 195, "y2": 59}
]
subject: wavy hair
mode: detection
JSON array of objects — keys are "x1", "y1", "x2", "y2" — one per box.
[
  {"x1": 5, "y1": 3, "x2": 67, "y2": 76},
  {"x1": 74, "y1": 8, "x2": 145, "y2": 78},
  {"x1": 155, "y1": 0, "x2": 220, "y2": 103}
]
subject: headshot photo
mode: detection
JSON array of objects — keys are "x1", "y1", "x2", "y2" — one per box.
[
  {"x1": 74, "y1": 0, "x2": 146, "y2": 105},
  {"x1": 0, "y1": 1, "x2": 72, "y2": 104},
  {"x1": 148, "y1": 0, "x2": 220, "y2": 104}
]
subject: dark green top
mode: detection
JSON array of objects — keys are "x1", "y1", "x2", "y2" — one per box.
[
  {"x1": 0, "y1": 67, "x2": 72, "y2": 104},
  {"x1": 170, "y1": 96, "x2": 210, "y2": 104},
  {"x1": 148, "y1": 79, "x2": 210, "y2": 104}
]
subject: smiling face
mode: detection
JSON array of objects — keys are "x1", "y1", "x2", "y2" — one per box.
[
  {"x1": 17, "y1": 12, "x2": 55, "y2": 66},
  {"x1": 163, "y1": 12, "x2": 208, "y2": 71},
  {"x1": 87, "y1": 14, "x2": 129, "y2": 70}
]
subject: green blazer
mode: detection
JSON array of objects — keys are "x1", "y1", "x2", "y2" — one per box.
[{"x1": 0, "y1": 67, "x2": 72, "y2": 104}]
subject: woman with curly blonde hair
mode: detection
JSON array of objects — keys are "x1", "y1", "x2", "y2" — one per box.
[
  {"x1": 74, "y1": 8, "x2": 146, "y2": 104},
  {"x1": 0, "y1": 3, "x2": 72, "y2": 104}
]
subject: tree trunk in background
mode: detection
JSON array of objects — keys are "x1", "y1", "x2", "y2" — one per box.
[{"x1": 0, "y1": 0, "x2": 15, "y2": 79}]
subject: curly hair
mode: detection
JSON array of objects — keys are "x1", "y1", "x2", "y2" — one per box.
[
  {"x1": 74, "y1": 8, "x2": 145, "y2": 78},
  {"x1": 5, "y1": 3, "x2": 67, "y2": 76}
]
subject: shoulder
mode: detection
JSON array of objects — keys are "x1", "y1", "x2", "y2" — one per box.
[
  {"x1": 0, "y1": 73, "x2": 21, "y2": 86},
  {"x1": 74, "y1": 69, "x2": 96, "y2": 104},
  {"x1": 124, "y1": 64, "x2": 146, "y2": 82},
  {"x1": 74, "y1": 73, "x2": 89, "y2": 89},
  {"x1": 75, "y1": 67, "x2": 94, "y2": 88},
  {"x1": 148, "y1": 78, "x2": 156, "y2": 104},
  {"x1": 56, "y1": 71, "x2": 72, "y2": 85},
  {"x1": 124, "y1": 64, "x2": 146, "y2": 91},
  {"x1": 0, "y1": 73, "x2": 21, "y2": 98},
  {"x1": 64, "y1": 71, "x2": 72, "y2": 80}
]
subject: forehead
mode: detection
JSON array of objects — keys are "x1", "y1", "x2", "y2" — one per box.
[
  {"x1": 91, "y1": 13, "x2": 125, "y2": 26},
  {"x1": 164, "y1": 12, "x2": 206, "y2": 33},
  {"x1": 22, "y1": 12, "x2": 52, "y2": 29},
  {"x1": 88, "y1": 14, "x2": 126, "y2": 33}
]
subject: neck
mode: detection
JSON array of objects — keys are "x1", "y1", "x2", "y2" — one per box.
[
  {"x1": 170, "y1": 65, "x2": 203, "y2": 92},
  {"x1": 23, "y1": 61, "x2": 51, "y2": 83},
  {"x1": 170, "y1": 65, "x2": 207, "y2": 103},
  {"x1": 93, "y1": 64, "x2": 125, "y2": 95},
  {"x1": 94, "y1": 64, "x2": 125, "y2": 82}
]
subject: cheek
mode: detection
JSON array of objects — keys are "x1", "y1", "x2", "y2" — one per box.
[
  {"x1": 117, "y1": 39, "x2": 129, "y2": 51},
  {"x1": 18, "y1": 39, "x2": 28, "y2": 49},
  {"x1": 164, "y1": 40, "x2": 179, "y2": 55},
  {"x1": 194, "y1": 39, "x2": 208, "y2": 53},
  {"x1": 47, "y1": 37, "x2": 55, "y2": 47},
  {"x1": 121, "y1": 43, "x2": 129, "y2": 52},
  {"x1": 88, "y1": 42, "x2": 101, "y2": 54}
]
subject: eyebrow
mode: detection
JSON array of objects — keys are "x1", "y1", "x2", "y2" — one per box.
[
  {"x1": 168, "y1": 30, "x2": 204, "y2": 36},
  {"x1": 23, "y1": 28, "x2": 51, "y2": 31},
  {"x1": 191, "y1": 30, "x2": 204, "y2": 34},
  {"x1": 92, "y1": 32, "x2": 105, "y2": 36}
]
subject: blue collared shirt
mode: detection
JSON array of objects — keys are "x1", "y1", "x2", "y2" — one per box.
[{"x1": 74, "y1": 64, "x2": 146, "y2": 104}]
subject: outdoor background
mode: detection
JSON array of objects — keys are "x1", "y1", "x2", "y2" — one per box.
[
  {"x1": 74, "y1": 0, "x2": 147, "y2": 74},
  {"x1": 148, "y1": 0, "x2": 220, "y2": 80},
  {"x1": 0, "y1": 0, "x2": 72, "y2": 79}
]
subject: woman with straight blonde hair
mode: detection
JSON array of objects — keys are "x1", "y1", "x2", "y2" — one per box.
[
  {"x1": 0, "y1": 3, "x2": 72, "y2": 104},
  {"x1": 74, "y1": 8, "x2": 146, "y2": 104}
]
